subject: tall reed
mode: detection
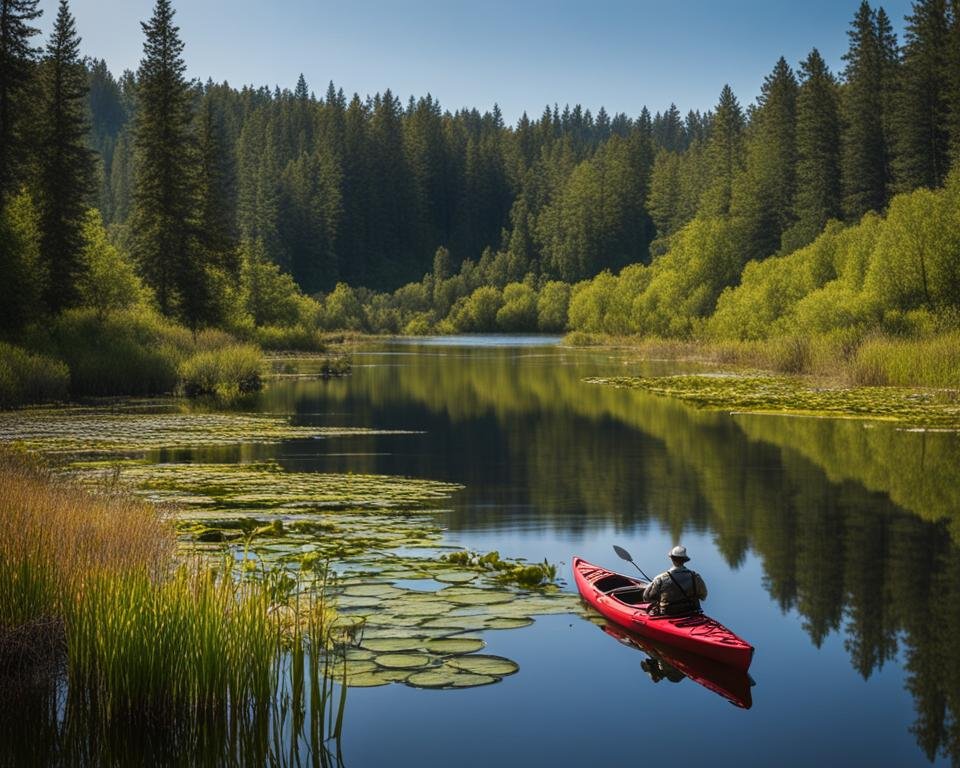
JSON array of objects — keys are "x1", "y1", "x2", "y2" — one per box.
[{"x1": 0, "y1": 448, "x2": 349, "y2": 765}]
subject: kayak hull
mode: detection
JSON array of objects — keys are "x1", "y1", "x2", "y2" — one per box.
[{"x1": 573, "y1": 557, "x2": 754, "y2": 672}]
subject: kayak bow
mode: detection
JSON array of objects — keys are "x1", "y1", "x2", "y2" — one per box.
[{"x1": 573, "y1": 556, "x2": 754, "y2": 672}]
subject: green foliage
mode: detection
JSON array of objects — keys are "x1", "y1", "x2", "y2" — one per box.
[
  {"x1": 496, "y1": 282, "x2": 537, "y2": 331},
  {"x1": 787, "y1": 49, "x2": 842, "y2": 251},
  {"x1": 33, "y1": 308, "x2": 187, "y2": 397},
  {"x1": 36, "y1": 0, "x2": 95, "y2": 313},
  {"x1": 0, "y1": 0, "x2": 42, "y2": 205},
  {"x1": 452, "y1": 286, "x2": 503, "y2": 332},
  {"x1": 130, "y1": 0, "x2": 203, "y2": 323},
  {"x1": 537, "y1": 281, "x2": 571, "y2": 332},
  {"x1": 76, "y1": 210, "x2": 147, "y2": 318},
  {"x1": 322, "y1": 283, "x2": 366, "y2": 331},
  {"x1": 0, "y1": 190, "x2": 45, "y2": 333},
  {"x1": 178, "y1": 344, "x2": 262, "y2": 401},
  {"x1": 239, "y1": 238, "x2": 309, "y2": 327},
  {"x1": 0, "y1": 343, "x2": 69, "y2": 409}
]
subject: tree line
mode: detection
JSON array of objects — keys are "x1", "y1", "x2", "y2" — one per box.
[{"x1": 1, "y1": 0, "x2": 959, "y2": 339}]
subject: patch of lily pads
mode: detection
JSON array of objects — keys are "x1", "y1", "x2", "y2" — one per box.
[
  {"x1": 589, "y1": 374, "x2": 960, "y2": 428},
  {"x1": 0, "y1": 407, "x2": 415, "y2": 454},
  {"x1": 57, "y1": 456, "x2": 582, "y2": 690}
]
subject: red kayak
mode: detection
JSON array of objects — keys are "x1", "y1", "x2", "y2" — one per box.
[{"x1": 573, "y1": 557, "x2": 754, "y2": 672}]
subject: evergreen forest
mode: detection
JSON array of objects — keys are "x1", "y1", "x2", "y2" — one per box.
[{"x1": 2, "y1": 0, "x2": 960, "y2": 404}]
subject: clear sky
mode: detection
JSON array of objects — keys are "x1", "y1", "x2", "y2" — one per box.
[{"x1": 39, "y1": 0, "x2": 915, "y2": 123}]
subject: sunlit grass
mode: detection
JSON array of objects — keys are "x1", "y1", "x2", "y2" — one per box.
[{"x1": 0, "y1": 448, "x2": 349, "y2": 762}]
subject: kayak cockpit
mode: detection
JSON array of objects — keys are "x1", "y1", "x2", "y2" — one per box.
[{"x1": 594, "y1": 573, "x2": 649, "y2": 605}]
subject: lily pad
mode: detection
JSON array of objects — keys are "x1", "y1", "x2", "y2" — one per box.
[
  {"x1": 440, "y1": 588, "x2": 516, "y2": 606},
  {"x1": 405, "y1": 669, "x2": 498, "y2": 689},
  {"x1": 375, "y1": 653, "x2": 432, "y2": 669},
  {"x1": 433, "y1": 570, "x2": 477, "y2": 584},
  {"x1": 345, "y1": 668, "x2": 413, "y2": 687},
  {"x1": 424, "y1": 637, "x2": 485, "y2": 654},
  {"x1": 361, "y1": 637, "x2": 427, "y2": 653},
  {"x1": 446, "y1": 655, "x2": 519, "y2": 677}
]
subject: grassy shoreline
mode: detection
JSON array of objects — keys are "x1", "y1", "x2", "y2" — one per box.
[
  {"x1": 0, "y1": 448, "x2": 348, "y2": 762},
  {"x1": 564, "y1": 330, "x2": 960, "y2": 390}
]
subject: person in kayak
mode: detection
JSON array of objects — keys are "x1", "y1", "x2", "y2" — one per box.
[{"x1": 642, "y1": 545, "x2": 707, "y2": 616}]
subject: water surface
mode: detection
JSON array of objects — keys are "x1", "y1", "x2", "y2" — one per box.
[{"x1": 253, "y1": 337, "x2": 958, "y2": 767}]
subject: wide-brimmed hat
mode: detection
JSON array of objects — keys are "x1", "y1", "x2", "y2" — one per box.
[{"x1": 668, "y1": 545, "x2": 690, "y2": 562}]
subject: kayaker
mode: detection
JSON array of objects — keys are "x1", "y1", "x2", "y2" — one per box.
[{"x1": 642, "y1": 545, "x2": 707, "y2": 616}]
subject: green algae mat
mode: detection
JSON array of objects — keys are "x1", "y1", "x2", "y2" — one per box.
[
  {"x1": 590, "y1": 374, "x2": 960, "y2": 428},
  {"x1": 1, "y1": 403, "x2": 582, "y2": 691},
  {"x1": 0, "y1": 405, "x2": 416, "y2": 453}
]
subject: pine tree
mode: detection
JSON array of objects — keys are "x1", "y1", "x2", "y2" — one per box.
[
  {"x1": 893, "y1": 0, "x2": 951, "y2": 191},
  {"x1": 788, "y1": 49, "x2": 841, "y2": 250},
  {"x1": 196, "y1": 90, "x2": 238, "y2": 276},
  {"x1": 732, "y1": 57, "x2": 798, "y2": 258},
  {"x1": 131, "y1": 0, "x2": 201, "y2": 321},
  {"x1": 37, "y1": 0, "x2": 94, "y2": 312},
  {"x1": 841, "y1": 2, "x2": 884, "y2": 215},
  {"x1": 0, "y1": 0, "x2": 42, "y2": 206},
  {"x1": 946, "y1": 0, "x2": 960, "y2": 166},
  {"x1": 700, "y1": 85, "x2": 744, "y2": 217}
]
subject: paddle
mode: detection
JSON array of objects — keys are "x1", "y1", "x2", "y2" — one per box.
[{"x1": 613, "y1": 545, "x2": 652, "y2": 582}]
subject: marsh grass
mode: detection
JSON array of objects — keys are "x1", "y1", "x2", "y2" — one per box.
[
  {"x1": 0, "y1": 448, "x2": 349, "y2": 764},
  {"x1": 567, "y1": 330, "x2": 960, "y2": 389},
  {"x1": 179, "y1": 343, "x2": 263, "y2": 402}
]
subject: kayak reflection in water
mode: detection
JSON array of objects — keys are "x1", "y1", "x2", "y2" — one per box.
[{"x1": 641, "y1": 656, "x2": 685, "y2": 684}]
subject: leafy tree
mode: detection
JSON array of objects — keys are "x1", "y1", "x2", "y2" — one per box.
[
  {"x1": 787, "y1": 49, "x2": 841, "y2": 252},
  {"x1": 0, "y1": 190, "x2": 43, "y2": 332},
  {"x1": 496, "y1": 282, "x2": 537, "y2": 330},
  {"x1": 239, "y1": 238, "x2": 303, "y2": 327},
  {"x1": 77, "y1": 209, "x2": 146, "y2": 319},
  {"x1": 537, "y1": 280, "x2": 571, "y2": 331},
  {"x1": 0, "y1": 0, "x2": 42, "y2": 205},
  {"x1": 37, "y1": 0, "x2": 94, "y2": 313}
]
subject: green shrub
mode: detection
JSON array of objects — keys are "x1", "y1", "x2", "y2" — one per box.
[
  {"x1": 32, "y1": 309, "x2": 186, "y2": 397},
  {"x1": 0, "y1": 343, "x2": 70, "y2": 409},
  {"x1": 179, "y1": 344, "x2": 263, "y2": 401},
  {"x1": 252, "y1": 324, "x2": 327, "y2": 351},
  {"x1": 403, "y1": 313, "x2": 433, "y2": 335},
  {"x1": 537, "y1": 281, "x2": 571, "y2": 332},
  {"x1": 496, "y1": 282, "x2": 538, "y2": 331}
]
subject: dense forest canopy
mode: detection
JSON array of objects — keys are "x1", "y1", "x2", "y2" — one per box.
[{"x1": 1, "y1": 0, "x2": 959, "y2": 347}]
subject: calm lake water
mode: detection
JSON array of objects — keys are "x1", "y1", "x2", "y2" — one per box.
[
  {"x1": 12, "y1": 336, "x2": 960, "y2": 767},
  {"x1": 243, "y1": 336, "x2": 957, "y2": 767}
]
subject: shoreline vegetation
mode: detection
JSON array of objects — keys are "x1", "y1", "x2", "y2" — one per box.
[
  {"x1": 3, "y1": 0, "x2": 959, "y2": 409},
  {"x1": 0, "y1": 447, "x2": 350, "y2": 764}
]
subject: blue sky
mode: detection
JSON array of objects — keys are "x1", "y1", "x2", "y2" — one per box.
[{"x1": 41, "y1": 0, "x2": 914, "y2": 122}]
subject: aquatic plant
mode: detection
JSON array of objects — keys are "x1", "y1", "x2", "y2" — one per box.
[
  {"x1": 0, "y1": 407, "x2": 411, "y2": 454},
  {"x1": 591, "y1": 374, "x2": 960, "y2": 428},
  {"x1": 0, "y1": 448, "x2": 350, "y2": 762},
  {"x1": 441, "y1": 550, "x2": 560, "y2": 588}
]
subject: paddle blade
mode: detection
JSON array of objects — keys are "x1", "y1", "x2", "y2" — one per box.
[{"x1": 613, "y1": 545, "x2": 634, "y2": 562}]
